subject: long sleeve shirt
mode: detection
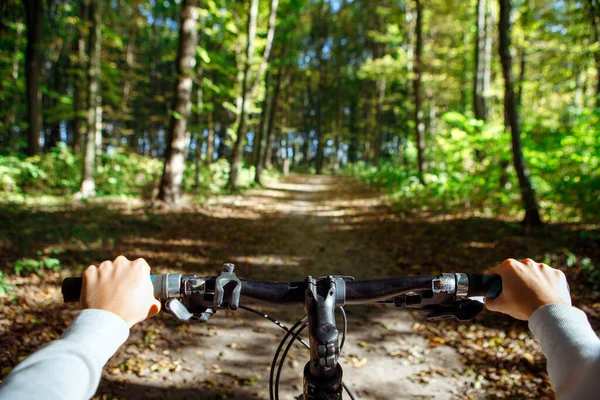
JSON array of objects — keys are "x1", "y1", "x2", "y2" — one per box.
[
  {"x1": 529, "y1": 304, "x2": 600, "y2": 399},
  {"x1": 0, "y1": 305, "x2": 598, "y2": 399},
  {"x1": 0, "y1": 309, "x2": 129, "y2": 400}
]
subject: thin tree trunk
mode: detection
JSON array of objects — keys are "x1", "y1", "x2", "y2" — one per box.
[
  {"x1": 263, "y1": 67, "x2": 283, "y2": 170},
  {"x1": 249, "y1": 0, "x2": 279, "y2": 93},
  {"x1": 206, "y1": 107, "x2": 214, "y2": 165},
  {"x1": 194, "y1": 41, "x2": 204, "y2": 186},
  {"x1": 498, "y1": 0, "x2": 542, "y2": 227},
  {"x1": 460, "y1": 29, "x2": 469, "y2": 113},
  {"x1": 374, "y1": 77, "x2": 386, "y2": 165},
  {"x1": 23, "y1": 0, "x2": 43, "y2": 156},
  {"x1": 516, "y1": 2, "x2": 529, "y2": 109},
  {"x1": 413, "y1": 0, "x2": 426, "y2": 183},
  {"x1": 228, "y1": 0, "x2": 259, "y2": 190},
  {"x1": 73, "y1": 0, "x2": 89, "y2": 154},
  {"x1": 5, "y1": 17, "x2": 23, "y2": 148},
  {"x1": 95, "y1": 102, "x2": 102, "y2": 156},
  {"x1": 157, "y1": 0, "x2": 199, "y2": 204},
  {"x1": 80, "y1": 0, "x2": 101, "y2": 197},
  {"x1": 473, "y1": 0, "x2": 489, "y2": 120},
  {"x1": 254, "y1": 68, "x2": 273, "y2": 184},
  {"x1": 590, "y1": 1, "x2": 600, "y2": 108}
]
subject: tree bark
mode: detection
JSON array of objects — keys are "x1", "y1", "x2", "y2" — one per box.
[
  {"x1": 4, "y1": 17, "x2": 23, "y2": 148},
  {"x1": 228, "y1": 0, "x2": 259, "y2": 190},
  {"x1": 473, "y1": 0, "x2": 490, "y2": 120},
  {"x1": 206, "y1": 106, "x2": 215, "y2": 165},
  {"x1": 72, "y1": 0, "x2": 88, "y2": 154},
  {"x1": 263, "y1": 67, "x2": 283, "y2": 170},
  {"x1": 194, "y1": 40, "x2": 204, "y2": 187},
  {"x1": 498, "y1": 0, "x2": 542, "y2": 227},
  {"x1": 23, "y1": 0, "x2": 44, "y2": 156},
  {"x1": 80, "y1": 0, "x2": 101, "y2": 198},
  {"x1": 413, "y1": 0, "x2": 426, "y2": 183},
  {"x1": 250, "y1": 0, "x2": 279, "y2": 94},
  {"x1": 253, "y1": 68, "x2": 272, "y2": 184},
  {"x1": 373, "y1": 77, "x2": 386, "y2": 164},
  {"x1": 157, "y1": 0, "x2": 199, "y2": 204}
]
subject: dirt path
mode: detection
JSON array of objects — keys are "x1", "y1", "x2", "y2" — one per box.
[{"x1": 96, "y1": 174, "x2": 475, "y2": 399}]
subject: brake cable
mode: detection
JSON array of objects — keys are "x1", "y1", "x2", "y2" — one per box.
[{"x1": 239, "y1": 305, "x2": 355, "y2": 400}]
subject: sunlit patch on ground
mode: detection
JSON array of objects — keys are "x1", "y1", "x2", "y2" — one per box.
[{"x1": 0, "y1": 174, "x2": 598, "y2": 399}]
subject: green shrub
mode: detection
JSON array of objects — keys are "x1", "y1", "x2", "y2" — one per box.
[
  {"x1": 0, "y1": 271, "x2": 12, "y2": 296},
  {"x1": 12, "y1": 257, "x2": 61, "y2": 276},
  {"x1": 346, "y1": 111, "x2": 599, "y2": 221}
]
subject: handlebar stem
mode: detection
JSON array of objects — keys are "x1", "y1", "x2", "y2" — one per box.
[{"x1": 304, "y1": 276, "x2": 344, "y2": 391}]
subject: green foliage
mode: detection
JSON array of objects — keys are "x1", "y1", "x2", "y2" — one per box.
[
  {"x1": 0, "y1": 271, "x2": 12, "y2": 296},
  {"x1": 0, "y1": 145, "x2": 262, "y2": 200},
  {"x1": 347, "y1": 111, "x2": 599, "y2": 221},
  {"x1": 12, "y1": 257, "x2": 61, "y2": 276}
]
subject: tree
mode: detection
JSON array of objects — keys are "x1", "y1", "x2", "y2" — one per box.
[
  {"x1": 80, "y1": 0, "x2": 101, "y2": 198},
  {"x1": 23, "y1": 0, "x2": 43, "y2": 156},
  {"x1": 72, "y1": 0, "x2": 88, "y2": 154},
  {"x1": 473, "y1": 0, "x2": 491, "y2": 120},
  {"x1": 157, "y1": 0, "x2": 199, "y2": 205},
  {"x1": 413, "y1": 0, "x2": 426, "y2": 184},
  {"x1": 228, "y1": 0, "x2": 279, "y2": 190},
  {"x1": 498, "y1": 0, "x2": 542, "y2": 227}
]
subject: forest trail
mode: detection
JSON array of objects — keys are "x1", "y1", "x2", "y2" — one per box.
[{"x1": 97, "y1": 174, "x2": 476, "y2": 399}]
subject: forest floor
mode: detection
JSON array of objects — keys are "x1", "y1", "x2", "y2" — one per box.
[{"x1": 1, "y1": 174, "x2": 599, "y2": 399}]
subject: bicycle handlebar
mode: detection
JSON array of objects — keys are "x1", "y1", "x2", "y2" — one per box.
[{"x1": 61, "y1": 272, "x2": 502, "y2": 305}]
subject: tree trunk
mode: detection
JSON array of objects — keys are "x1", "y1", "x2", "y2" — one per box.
[
  {"x1": 254, "y1": 68, "x2": 273, "y2": 184},
  {"x1": 73, "y1": 0, "x2": 89, "y2": 154},
  {"x1": 498, "y1": 0, "x2": 542, "y2": 227},
  {"x1": 157, "y1": 0, "x2": 199, "y2": 204},
  {"x1": 228, "y1": 0, "x2": 259, "y2": 190},
  {"x1": 373, "y1": 77, "x2": 386, "y2": 165},
  {"x1": 194, "y1": 41, "x2": 204, "y2": 186},
  {"x1": 473, "y1": 0, "x2": 490, "y2": 120},
  {"x1": 413, "y1": 0, "x2": 426, "y2": 183},
  {"x1": 516, "y1": 2, "x2": 529, "y2": 109},
  {"x1": 263, "y1": 67, "x2": 283, "y2": 170},
  {"x1": 591, "y1": 2, "x2": 600, "y2": 108},
  {"x1": 4, "y1": 17, "x2": 23, "y2": 148},
  {"x1": 80, "y1": 0, "x2": 101, "y2": 197},
  {"x1": 23, "y1": 0, "x2": 44, "y2": 156},
  {"x1": 206, "y1": 107, "x2": 214, "y2": 165},
  {"x1": 250, "y1": 0, "x2": 279, "y2": 94}
]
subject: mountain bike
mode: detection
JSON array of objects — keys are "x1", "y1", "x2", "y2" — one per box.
[{"x1": 62, "y1": 264, "x2": 502, "y2": 399}]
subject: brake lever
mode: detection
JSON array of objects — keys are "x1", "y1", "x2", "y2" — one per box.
[
  {"x1": 419, "y1": 299, "x2": 484, "y2": 321},
  {"x1": 393, "y1": 292, "x2": 485, "y2": 321}
]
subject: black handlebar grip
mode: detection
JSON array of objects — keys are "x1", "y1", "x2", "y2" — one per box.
[
  {"x1": 467, "y1": 274, "x2": 502, "y2": 299},
  {"x1": 62, "y1": 277, "x2": 83, "y2": 303}
]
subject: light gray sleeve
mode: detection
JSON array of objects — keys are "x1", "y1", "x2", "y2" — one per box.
[
  {"x1": 0, "y1": 309, "x2": 129, "y2": 400},
  {"x1": 529, "y1": 303, "x2": 600, "y2": 400}
]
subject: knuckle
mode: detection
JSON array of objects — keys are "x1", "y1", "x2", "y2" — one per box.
[
  {"x1": 114, "y1": 255, "x2": 129, "y2": 263},
  {"x1": 83, "y1": 265, "x2": 97, "y2": 277},
  {"x1": 133, "y1": 258, "x2": 151, "y2": 273},
  {"x1": 98, "y1": 261, "x2": 112, "y2": 270}
]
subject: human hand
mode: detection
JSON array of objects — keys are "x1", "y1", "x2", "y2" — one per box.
[
  {"x1": 484, "y1": 258, "x2": 571, "y2": 320},
  {"x1": 81, "y1": 255, "x2": 161, "y2": 328}
]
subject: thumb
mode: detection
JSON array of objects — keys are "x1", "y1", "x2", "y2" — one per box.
[{"x1": 483, "y1": 295, "x2": 500, "y2": 312}]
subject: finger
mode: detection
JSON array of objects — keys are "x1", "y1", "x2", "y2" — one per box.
[
  {"x1": 113, "y1": 255, "x2": 130, "y2": 264},
  {"x1": 520, "y1": 258, "x2": 537, "y2": 268},
  {"x1": 98, "y1": 260, "x2": 113, "y2": 272},
  {"x1": 483, "y1": 296, "x2": 500, "y2": 312},
  {"x1": 133, "y1": 258, "x2": 151, "y2": 274}
]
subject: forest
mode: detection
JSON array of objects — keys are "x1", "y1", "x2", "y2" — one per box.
[{"x1": 0, "y1": 0, "x2": 599, "y2": 398}]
